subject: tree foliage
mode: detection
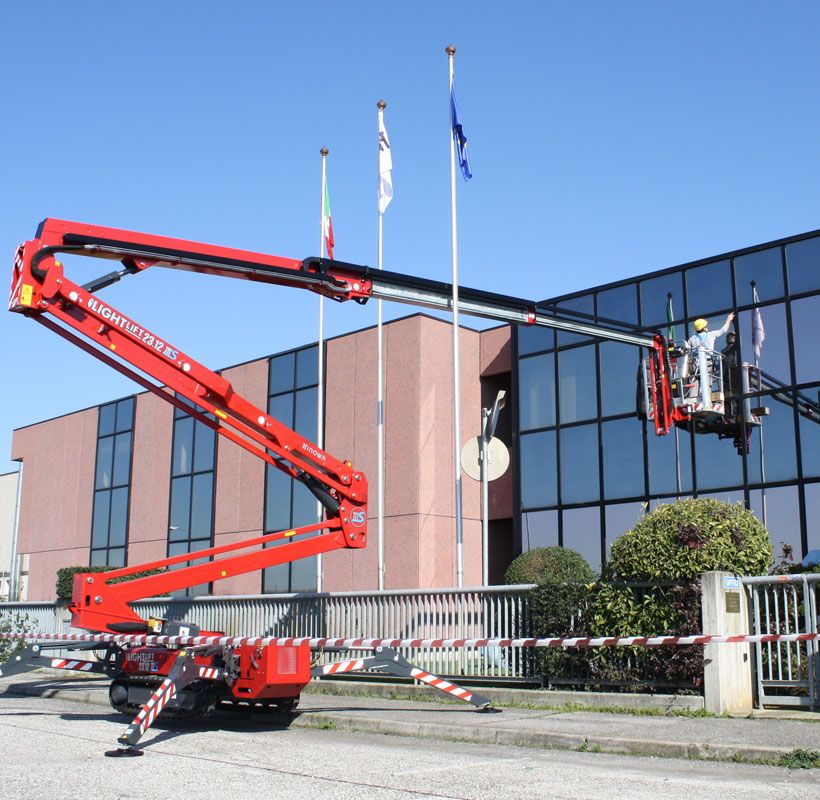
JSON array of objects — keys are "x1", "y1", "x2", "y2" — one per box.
[{"x1": 606, "y1": 499, "x2": 772, "y2": 581}]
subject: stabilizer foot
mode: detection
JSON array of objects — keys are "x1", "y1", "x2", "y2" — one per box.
[{"x1": 104, "y1": 747, "x2": 143, "y2": 758}]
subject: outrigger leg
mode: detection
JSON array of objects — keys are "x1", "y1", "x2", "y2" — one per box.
[
  {"x1": 312, "y1": 646, "x2": 497, "y2": 711},
  {"x1": 106, "y1": 648, "x2": 202, "y2": 757},
  {"x1": 0, "y1": 642, "x2": 120, "y2": 680}
]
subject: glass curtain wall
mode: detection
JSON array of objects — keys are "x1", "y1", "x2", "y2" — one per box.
[
  {"x1": 263, "y1": 345, "x2": 320, "y2": 593},
  {"x1": 516, "y1": 231, "x2": 820, "y2": 573},
  {"x1": 167, "y1": 397, "x2": 217, "y2": 596},
  {"x1": 90, "y1": 397, "x2": 136, "y2": 566}
]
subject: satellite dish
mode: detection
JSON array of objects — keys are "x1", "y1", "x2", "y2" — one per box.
[{"x1": 461, "y1": 436, "x2": 510, "y2": 482}]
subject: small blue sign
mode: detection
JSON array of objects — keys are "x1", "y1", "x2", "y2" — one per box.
[{"x1": 723, "y1": 576, "x2": 740, "y2": 590}]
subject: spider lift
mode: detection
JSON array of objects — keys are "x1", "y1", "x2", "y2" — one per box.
[{"x1": 3, "y1": 217, "x2": 707, "y2": 752}]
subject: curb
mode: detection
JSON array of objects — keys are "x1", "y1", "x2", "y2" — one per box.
[
  {"x1": 292, "y1": 711, "x2": 792, "y2": 764},
  {"x1": 0, "y1": 677, "x2": 799, "y2": 765},
  {"x1": 305, "y1": 679, "x2": 705, "y2": 712}
]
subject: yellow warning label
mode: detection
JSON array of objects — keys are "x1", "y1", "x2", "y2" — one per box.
[
  {"x1": 215, "y1": 410, "x2": 227, "y2": 420},
  {"x1": 20, "y1": 284, "x2": 33, "y2": 306}
]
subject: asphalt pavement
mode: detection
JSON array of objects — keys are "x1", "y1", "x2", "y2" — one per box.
[
  {"x1": 1, "y1": 671, "x2": 818, "y2": 766},
  {"x1": 0, "y1": 690, "x2": 818, "y2": 800}
]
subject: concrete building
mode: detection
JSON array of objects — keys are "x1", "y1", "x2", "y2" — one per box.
[
  {"x1": 10, "y1": 227, "x2": 820, "y2": 600},
  {"x1": 11, "y1": 315, "x2": 513, "y2": 600},
  {"x1": 0, "y1": 470, "x2": 20, "y2": 598}
]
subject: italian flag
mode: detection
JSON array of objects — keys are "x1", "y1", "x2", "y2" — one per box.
[{"x1": 323, "y1": 180, "x2": 334, "y2": 259}]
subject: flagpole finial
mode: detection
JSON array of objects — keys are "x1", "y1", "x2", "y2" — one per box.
[
  {"x1": 446, "y1": 44, "x2": 456, "y2": 56},
  {"x1": 320, "y1": 147, "x2": 329, "y2": 157},
  {"x1": 377, "y1": 99, "x2": 386, "y2": 110}
]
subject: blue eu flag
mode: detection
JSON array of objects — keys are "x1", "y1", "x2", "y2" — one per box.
[{"x1": 450, "y1": 84, "x2": 472, "y2": 181}]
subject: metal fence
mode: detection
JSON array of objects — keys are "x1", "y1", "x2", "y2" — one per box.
[
  {"x1": 0, "y1": 585, "x2": 537, "y2": 680},
  {"x1": 743, "y1": 574, "x2": 820, "y2": 709}
]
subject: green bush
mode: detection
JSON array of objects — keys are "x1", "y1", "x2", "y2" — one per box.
[
  {"x1": 504, "y1": 546, "x2": 596, "y2": 585},
  {"x1": 0, "y1": 611, "x2": 31, "y2": 663},
  {"x1": 56, "y1": 565, "x2": 167, "y2": 602},
  {"x1": 505, "y1": 547, "x2": 595, "y2": 683},
  {"x1": 606, "y1": 499, "x2": 772, "y2": 581}
]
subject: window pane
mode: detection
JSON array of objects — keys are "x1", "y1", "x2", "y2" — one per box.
[
  {"x1": 91, "y1": 491, "x2": 111, "y2": 548},
  {"x1": 521, "y1": 510, "x2": 558, "y2": 551},
  {"x1": 735, "y1": 247, "x2": 783, "y2": 306},
  {"x1": 115, "y1": 398, "x2": 134, "y2": 433},
  {"x1": 172, "y1": 417, "x2": 194, "y2": 476},
  {"x1": 798, "y1": 386, "x2": 820, "y2": 478},
  {"x1": 785, "y1": 237, "x2": 820, "y2": 296},
  {"x1": 112, "y1": 432, "x2": 132, "y2": 486},
  {"x1": 555, "y1": 294, "x2": 594, "y2": 346},
  {"x1": 517, "y1": 324, "x2": 554, "y2": 356},
  {"x1": 107, "y1": 548, "x2": 126, "y2": 568},
  {"x1": 694, "y1": 432, "x2": 742, "y2": 492},
  {"x1": 263, "y1": 563, "x2": 290, "y2": 594},
  {"x1": 790, "y1": 296, "x2": 820, "y2": 385},
  {"x1": 750, "y1": 485, "x2": 799, "y2": 563},
  {"x1": 640, "y1": 273, "x2": 683, "y2": 327},
  {"x1": 295, "y1": 346, "x2": 319, "y2": 389},
  {"x1": 98, "y1": 403, "x2": 116, "y2": 437},
  {"x1": 697, "y1": 489, "x2": 744, "y2": 506},
  {"x1": 265, "y1": 465, "x2": 292, "y2": 531},
  {"x1": 169, "y1": 475, "x2": 191, "y2": 536},
  {"x1": 292, "y1": 481, "x2": 318, "y2": 528},
  {"x1": 190, "y1": 473, "x2": 214, "y2": 540},
  {"x1": 108, "y1": 487, "x2": 129, "y2": 547},
  {"x1": 520, "y1": 431, "x2": 557, "y2": 509},
  {"x1": 90, "y1": 548, "x2": 108, "y2": 567},
  {"x1": 193, "y1": 421, "x2": 215, "y2": 473},
  {"x1": 268, "y1": 393, "x2": 294, "y2": 429},
  {"x1": 597, "y1": 284, "x2": 637, "y2": 326},
  {"x1": 738, "y1": 303, "x2": 790, "y2": 386},
  {"x1": 95, "y1": 436, "x2": 114, "y2": 489},
  {"x1": 560, "y1": 424, "x2": 599, "y2": 504},
  {"x1": 269, "y1": 352, "x2": 296, "y2": 395},
  {"x1": 294, "y1": 387, "x2": 318, "y2": 442},
  {"x1": 601, "y1": 417, "x2": 644, "y2": 500},
  {"x1": 746, "y1": 393, "x2": 797, "y2": 484},
  {"x1": 803, "y1": 482, "x2": 820, "y2": 555},
  {"x1": 599, "y1": 342, "x2": 641, "y2": 417},
  {"x1": 647, "y1": 426, "x2": 692, "y2": 496},
  {"x1": 604, "y1": 502, "x2": 645, "y2": 553},
  {"x1": 290, "y1": 555, "x2": 317, "y2": 592},
  {"x1": 519, "y1": 354, "x2": 555, "y2": 430},
  {"x1": 561, "y1": 506, "x2": 602, "y2": 575},
  {"x1": 685, "y1": 260, "x2": 732, "y2": 317},
  {"x1": 558, "y1": 346, "x2": 597, "y2": 423}
]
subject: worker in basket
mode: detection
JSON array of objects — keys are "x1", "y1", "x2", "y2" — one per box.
[{"x1": 683, "y1": 313, "x2": 735, "y2": 408}]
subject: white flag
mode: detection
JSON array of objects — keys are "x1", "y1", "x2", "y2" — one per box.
[
  {"x1": 378, "y1": 111, "x2": 393, "y2": 214},
  {"x1": 752, "y1": 285, "x2": 765, "y2": 364}
]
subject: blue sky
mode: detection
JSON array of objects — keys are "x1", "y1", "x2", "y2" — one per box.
[{"x1": 3, "y1": 2, "x2": 820, "y2": 473}]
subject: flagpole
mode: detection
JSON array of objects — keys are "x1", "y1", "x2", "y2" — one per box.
[
  {"x1": 447, "y1": 44, "x2": 465, "y2": 588},
  {"x1": 752, "y1": 281, "x2": 767, "y2": 527},
  {"x1": 667, "y1": 293, "x2": 682, "y2": 495},
  {"x1": 377, "y1": 99, "x2": 387, "y2": 592},
  {"x1": 317, "y1": 146, "x2": 328, "y2": 593}
]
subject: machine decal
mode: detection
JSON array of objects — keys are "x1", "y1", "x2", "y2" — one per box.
[{"x1": 86, "y1": 298, "x2": 179, "y2": 361}]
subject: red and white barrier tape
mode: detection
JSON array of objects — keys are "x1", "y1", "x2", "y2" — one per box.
[{"x1": 2, "y1": 631, "x2": 818, "y2": 649}]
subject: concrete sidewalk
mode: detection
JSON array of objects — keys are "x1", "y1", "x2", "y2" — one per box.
[{"x1": 2, "y1": 672, "x2": 818, "y2": 765}]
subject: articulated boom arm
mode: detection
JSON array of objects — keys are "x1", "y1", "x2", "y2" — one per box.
[
  {"x1": 9, "y1": 218, "x2": 674, "y2": 630},
  {"x1": 10, "y1": 219, "x2": 369, "y2": 633}
]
